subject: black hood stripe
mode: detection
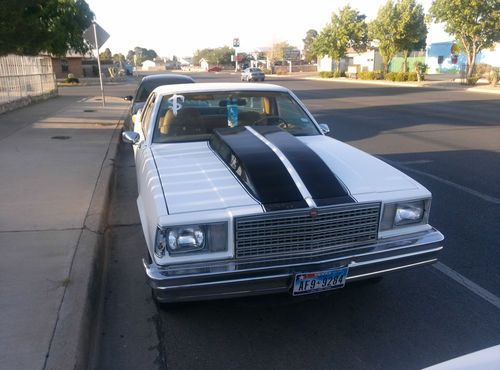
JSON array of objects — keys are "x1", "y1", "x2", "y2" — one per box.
[
  {"x1": 249, "y1": 126, "x2": 355, "y2": 206},
  {"x1": 246, "y1": 126, "x2": 317, "y2": 208},
  {"x1": 209, "y1": 127, "x2": 308, "y2": 211}
]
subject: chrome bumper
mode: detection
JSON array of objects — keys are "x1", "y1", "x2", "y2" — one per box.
[{"x1": 144, "y1": 228, "x2": 444, "y2": 303}]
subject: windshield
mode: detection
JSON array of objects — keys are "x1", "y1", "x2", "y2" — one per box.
[{"x1": 152, "y1": 91, "x2": 320, "y2": 143}]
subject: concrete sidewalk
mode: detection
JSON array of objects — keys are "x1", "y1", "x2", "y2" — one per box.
[{"x1": 0, "y1": 96, "x2": 128, "y2": 369}]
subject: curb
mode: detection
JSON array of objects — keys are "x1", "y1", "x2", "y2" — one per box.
[
  {"x1": 43, "y1": 121, "x2": 123, "y2": 370},
  {"x1": 297, "y1": 75, "x2": 500, "y2": 94}
]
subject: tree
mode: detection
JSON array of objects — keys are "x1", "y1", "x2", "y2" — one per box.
[
  {"x1": 112, "y1": 53, "x2": 125, "y2": 63},
  {"x1": 99, "y1": 48, "x2": 112, "y2": 61},
  {"x1": 395, "y1": 0, "x2": 427, "y2": 72},
  {"x1": 429, "y1": 0, "x2": 500, "y2": 82},
  {"x1": 314, "y1": 6, "x2": 369, "y2": 72},
  {"x1": 266, "y1": 41, "x2": 294, "y2": 62},
  {"x1": 126, "y1": 47, "x2": 158, "y2": 66},
  {"x1": 302, "y1": 29, "x2": 318, "y2": 63},
  {"x1": 0, "y1": 0, "x2": 94, "y2": 56},
  {"x1": 193, "y1": 46, "x2": 234, "y2": 65},
  {"x1": 369, "y1": 0, "x2": 400, "y2": 72}
]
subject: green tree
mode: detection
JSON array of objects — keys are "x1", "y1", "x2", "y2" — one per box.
[
  {"x1": 193, "y1": 46, "x2": 234, "y2": 65},
  {"x1": 0, "y1": 0, "x2": 94, "y2": 56},
  {"x1": 369, "y1": 0, "x2": 400, "y2": 72},
  {"x1": 302, "y1": 29, "x2": 318, "y2": 63},
  {"x1": 112, "y1": 53, "x2": 125, "y2": 63},
  {"x1": 99, "y1": 48, "x2": 112, "y2": 61},
  {"x1": 429, "y1": 0, "x2": 500, "y2": 82},
  {"x1": 395, "y1": 0, "x2": 427, "y2": 72},
  {"x1": 314, "y1": 6, "x2": 369, "y2": 72}
]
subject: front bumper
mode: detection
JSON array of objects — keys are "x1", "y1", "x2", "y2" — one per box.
[{"x1": 144, "y1": 228, "x2": 444, "y2": 303}]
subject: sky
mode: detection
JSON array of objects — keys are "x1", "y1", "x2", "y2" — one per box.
[{"x1": 84, "y1": 0, "x2": 450, "y2": 58}]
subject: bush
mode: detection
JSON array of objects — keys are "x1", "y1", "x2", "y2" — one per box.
[
  {"x1": 385, "y1": 72, "x2": 397, "y2": 81},
  {"x1": 261, "y1": 68, "x2": 272, "y2": 74},
  {"x1": 64, "y1": 77, "x2": 79, "y2": 83},
  {"x1": 488, "y1": 68, "x2": 499, "y2": 85},
  {"x1": 319, "y1": 71, "x2": 346, "y2": 78},
  {"x1": 358, "y1": 71, "x2": 383, "y2": 80},
  {"x1": 407, "y1": 72, "x2": 418, "y2": 81}
]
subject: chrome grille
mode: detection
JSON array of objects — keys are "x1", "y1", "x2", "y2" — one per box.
[{"x1": 235, "y1": 203, "x2": 380, "y2": 258}]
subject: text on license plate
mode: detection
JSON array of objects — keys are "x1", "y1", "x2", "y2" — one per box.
[{"x1": 292, "y1": 267, "x2": 348, "y2": 296}]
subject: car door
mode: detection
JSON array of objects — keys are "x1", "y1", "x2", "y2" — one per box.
[{"x1": 134, "y1": 93, "x2": 156, "y2": 196}]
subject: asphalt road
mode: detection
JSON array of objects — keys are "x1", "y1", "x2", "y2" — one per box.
[{"x1": 94, "y1": 73, "x2": 500, "y2": 370}]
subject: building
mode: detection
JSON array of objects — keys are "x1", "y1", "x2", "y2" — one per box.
[
  {"x1": 426, "y1": 41, "x2": 500, "y2": 74},
  {"x1": 319, "y1": 48, "x2": 384, "y2": 73},
  {"x1": 51, "y1": 53, "x2": 84, "y2": 79}
]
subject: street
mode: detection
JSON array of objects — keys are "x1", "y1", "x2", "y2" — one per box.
[{"x1": 95, "y1": 73, "x2": 500, "y2": 370}]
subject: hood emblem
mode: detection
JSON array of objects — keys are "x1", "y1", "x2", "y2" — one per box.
[{"x1": 309, "y1": 208, "x2": 318, "y2": 218}]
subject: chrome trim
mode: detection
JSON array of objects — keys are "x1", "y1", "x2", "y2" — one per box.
[
  {"x1": 144, "y1": 228, "x2": 444, "y2": 302},
  {"x1": 245, "y1": 126, "x2": 317, "y2": 208},
  {"x1": 235, "y1": 202, "x2": 380, "y2": 259}
]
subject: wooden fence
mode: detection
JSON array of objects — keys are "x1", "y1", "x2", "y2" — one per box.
[{"x1": 0, "y1": 55, "x2": 57, "y2": 105}]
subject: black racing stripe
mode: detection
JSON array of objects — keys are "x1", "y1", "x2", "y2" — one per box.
[
  {"x1": 209, "y1": 127, "x2": 308, "y2": 211},
  {"x1": 253, "y1": 126, "x2": 355, "y2": 205}
]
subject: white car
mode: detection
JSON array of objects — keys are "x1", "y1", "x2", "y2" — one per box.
[{"x1": 122, "y1": 83, "x2": 444, "y2": 303}]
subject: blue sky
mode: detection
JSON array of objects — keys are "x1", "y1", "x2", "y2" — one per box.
[{"x1": 85, "y1": 0, "x2": 450, "y2": 58}]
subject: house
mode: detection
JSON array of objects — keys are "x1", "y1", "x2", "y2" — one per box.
[
  {"x1": 141, "y1": 60, "x2": 156, "y2": 70},
  {"x1": 199, "y1": 58, "x2": 210, "y2": 71},
  {"x1": 50, "y1": 53, "x2": 84, "y2": 79},
  {"x1": 319, "y1": 48, "x2": 383, "y2": 73},
  {"x1": 426, "y1": 41, "x2": 466, "y2": 74}
]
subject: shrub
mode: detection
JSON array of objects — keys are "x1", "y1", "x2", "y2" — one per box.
[
  {"x1": 261, "y1": 68, "x2": 272, "y2": 74},
  {"x1": 407, "y1": 72, "x2": 418, "y2": 81},
  {"x1": 385, "y1": 72, "x2": 397, "y2": 81},
  {"x1": 395, "y1": 72, "x2": 408, "y2": 82},
  {"x1": 64, "y1": 77, "x2": 79, "y2": 83},
  {"x1": 319, "y1": 71, "x2": 345, "y2": 78},
  {"x1": 466, "y1": 76, "x2": 480, "y2": 85},
  {"x1": 488, "y1": 68, "x2": 499, "y2": 85}
]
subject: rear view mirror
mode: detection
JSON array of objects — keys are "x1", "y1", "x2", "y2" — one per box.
[
  {"x1": 319, "y1": 123, "x2": 330, "y2": 134},
  {"x1": 122, "y1": 131, "x2": 140, "y2": 144},
  {"x1": 123, "y1": 95, "x2": 133, "y2": 101}
]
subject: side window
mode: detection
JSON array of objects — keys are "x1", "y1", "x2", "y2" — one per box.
[{"x1": 141, "y1": 93, "x2": 156, "y2": 137}]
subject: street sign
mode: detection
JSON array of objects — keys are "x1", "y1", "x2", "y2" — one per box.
[
  {"x1": 83, "y1": 22, "x2": 110, "y2": 49},
  {"x1": 284, "y1": 49, "x2": 300, "y2": 60},
  {"x1": 233, "y1": 38, "x2": 240, "y2": 47}
]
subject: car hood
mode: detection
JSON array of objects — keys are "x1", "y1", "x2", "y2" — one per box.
[{"x1": 152, "y1": 134, "x2": 422, "y2": 214}]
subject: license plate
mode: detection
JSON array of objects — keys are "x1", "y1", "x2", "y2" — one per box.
[{"x1": 292, "y1": 267, "x2": 348, "y2": 296}]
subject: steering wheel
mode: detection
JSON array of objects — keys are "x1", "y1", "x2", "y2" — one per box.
[{"x1": 252, "y1": 115, "x2": 289, "y2": 128}]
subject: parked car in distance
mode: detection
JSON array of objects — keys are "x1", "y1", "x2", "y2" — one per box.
[
  {"x1": 122, "y1": 74, "x2": 195, "y2": 130},
  {"x1": 121, "y1": 82, "x2": 444, "y2": 304},
  {"x1": 241, "y1": 67, "x2": 265, "y2": 82}
]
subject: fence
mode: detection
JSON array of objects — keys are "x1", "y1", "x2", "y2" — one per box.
[{"x1": 0, "y1": 55, "x2": 57, "y2": 106}]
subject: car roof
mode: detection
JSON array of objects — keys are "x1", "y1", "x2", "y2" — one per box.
[
  {"x1": 139, "y1": 74, "x2": 194, "y2": 84},
  {"x1": 152, "y1": 82, "x2": 289, "y2": 95}
]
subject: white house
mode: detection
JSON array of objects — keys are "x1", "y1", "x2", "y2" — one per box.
[
  {"x1": 141, "y1": 59, "x2": 156, "y2": 70},
  {"x1": 199, "y1": 58, "x2": 210, "y2": 71},
  {"x1": 319, "y1": 48, "x2": 384, "y2": 73}
]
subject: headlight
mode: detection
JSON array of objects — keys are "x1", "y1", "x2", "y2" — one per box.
[
  {"x1": 380, "y1": 200, "x2": 429, "y2": 230},
  {"x1": 155, "y1": 223, "x2": 228, "y2": 257}
]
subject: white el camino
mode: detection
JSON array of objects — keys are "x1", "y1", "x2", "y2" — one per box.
[{"x1": 122, "y1": 82, "x2": 444, "y2": 303}]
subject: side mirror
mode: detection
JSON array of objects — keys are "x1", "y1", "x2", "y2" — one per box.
[
  {"x1": 122, "y1": 131, "x2": 140, "y2": 144},
  {"x1": 123, "y1": 95, "x2": 133, "y2": 101},
  {"x1": 319, "y1": 123, "x2": 330, "y2": 135}
]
